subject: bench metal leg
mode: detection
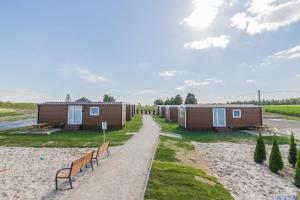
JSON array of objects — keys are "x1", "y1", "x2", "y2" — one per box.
[
  {"x1": 55, "y1": 177, "x2": 58, "y2": 190},
  {"x1": 107, "y1": 150, "x2": 110, "y2": 157},
  {"x1": 90, "y1": 161, "x2": 94, "y2": 171},
  {"x1": 69, "y1": 177, "x2": 73, "y2": 189},
  {"x1": 96, "y1": 157, "x2": 99, "y2": 166}
]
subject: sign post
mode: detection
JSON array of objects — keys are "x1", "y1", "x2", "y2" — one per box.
[{"x1": 101, "y1": 122, "x2": 107, "y2": 143}]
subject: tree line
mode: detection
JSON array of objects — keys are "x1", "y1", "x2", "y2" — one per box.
[
  {"x1": 229, "y1": 98, "x2": 300, "y2": 105},
  {"x1": 154, "y1": 93, "x2": 198, "y2": 105}
]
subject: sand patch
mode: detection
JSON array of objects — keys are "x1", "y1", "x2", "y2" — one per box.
[{"x1": 194, "y1": 143, "x2": 299, "y2": 200}]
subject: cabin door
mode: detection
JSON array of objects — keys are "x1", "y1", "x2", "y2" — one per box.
[
  {"x1": 213, "y1": 108, "x2": 226, "y2": 127},
  {"x1": 68, "y1": 106, "x2": 82, "y2": 125}
]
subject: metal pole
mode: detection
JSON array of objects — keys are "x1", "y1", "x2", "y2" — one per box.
[
  {"x1": 258, "y1": 89, "x2": 261, "y2": 106},
  {"x1": 103, "y1": 130, "x2": 106, "y2": 143}
]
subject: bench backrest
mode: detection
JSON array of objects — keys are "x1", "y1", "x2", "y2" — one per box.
[
  {"x1": 82, "y1": 151, "x2": 94, "y2": 166},
  {"x1": 70, "y1": 157, "x2": 84, "y2": 176},
  {"x1": 96, "y1": 141, "x2": 110, "y2": 157}
]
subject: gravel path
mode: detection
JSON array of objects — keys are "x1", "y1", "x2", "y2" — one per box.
[{"x1": 66, "y1": 115, "x2": 160, "y2": 200}]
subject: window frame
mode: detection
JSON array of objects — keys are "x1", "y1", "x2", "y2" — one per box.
[
  {"x1": 232, "y1": 109, "x2": 241, "y2": 118},
  {"x1": 90, "y1": 107, "x2": 100, "y2": 116}
]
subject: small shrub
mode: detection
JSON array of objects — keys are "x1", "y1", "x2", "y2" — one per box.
[
  {"x1": 269, "y1": 134, "x2": 284, "y2": 173},
  {"x1": 288, "y1": 133, "x2": 297, "y2": 167},
  {"x1": 254, "y1": 133, "x2": 266, "y2": 164},
  {"x1": 294, "y1": 151, "x2": 300, "y2": 187}
]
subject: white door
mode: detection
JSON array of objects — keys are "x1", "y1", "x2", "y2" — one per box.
[
  {"x1": 213, "y1": 108, "x2": 226, "y2": 127},
  {"x1": 68, "y1": 106, "x2": 82, "y2": 125}
]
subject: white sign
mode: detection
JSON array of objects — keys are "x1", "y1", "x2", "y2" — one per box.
[{"x1": 102, "y1": 122, "x2": 107, "y2": 130}]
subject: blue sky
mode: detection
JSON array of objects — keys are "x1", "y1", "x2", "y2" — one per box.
[{"x1": 1, "y1": 0, "x2": 300, "y2": 104}]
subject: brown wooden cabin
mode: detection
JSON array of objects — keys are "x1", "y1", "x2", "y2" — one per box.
[
  {"x1": 126, "y1": 104, "x2": 133, "y2": 121},
  {"x1": 38, "y1": 102, "x2": 126, "y2": 130},
  {"x1": 165, "y1": 105, "x2": 179, "y2": 122},
  {"x1": 178, "y1": 104, "x2": 262, "y2": 131},
  {"x1": 158, "y1": 106, "x2": 166, "y2": 118}
]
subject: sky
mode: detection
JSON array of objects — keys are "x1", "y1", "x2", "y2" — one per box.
[{"x1": 0, "y1": 0, "x2": 300, "y2": 105}]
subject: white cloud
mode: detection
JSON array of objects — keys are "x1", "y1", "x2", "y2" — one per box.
[
  {"x1": 231, "y1": 0, "x2": 300, "y2": 34},
  {"x1": 260, "y1": 44, "x2": 300, "y2": 67},
  {"x1": 58, "y1": 66, "x2": 108, "y2": 83},
  {"x1": 184, "y1": 35, "x2": 230, "y2": 50},
  {"x1": 297, "y1": 74, "x2": 300, "y2": 78},
  {"x1": 175, "y1": 86, "x2": 186, "y2": 91},
  {"x1": 182, "y1": 0, "x2": 224, "y2": 29},
  {"x1": 246, "y1": 79, "x2": 254, "y2": 83},
  {"x1": 184, "y1": 80, "x2": 210, "y2": 86},
  {"x1": 159, "y1": 70, "x2": 178, "y2": 77}
]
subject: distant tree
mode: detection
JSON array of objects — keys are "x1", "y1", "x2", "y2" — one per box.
[
  {"x1": 289, "y1": 133, "x2": 298, "y2": 167},
  {"x1": 294, "y1": 151, "x2": 300, "y2": 187},
  {"x1": 254, "y1": 133, "x2": 266, "y2": 164},
  {"x1": 164, "y1": 98, "x2": 171, "y2": 105},
  {"x1": 65, "y1": 94, "x2": 72, "y2": 102},
  {"x1": 184, "y1": 93, "x2": 197, "y2": 104},
  {"x1": 103, "y1": 94, "x2": 115, "y2": 102},
  {"x1": 269, "y1": 134, "x2": 284, "y2": 173},
  {"x1": 154, "y1": 99, "x2": 164, "y2": 105},
  {"x1": 173, "y1": 95, "x2": 183, "y2": 105}
]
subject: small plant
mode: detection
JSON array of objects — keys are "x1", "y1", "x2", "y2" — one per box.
[
  {"x1": 294, "y1": 151, "x2": 300, "y2": 188},
  {"x1": 288, "y1": 132, "x2": 297, "y2": 167},
  {"x1": 269, "y1": 134, "x2": 284, "y2": 173},
  {"x1": 254, "y1": 132, "x2": 266, "y2": 164}
]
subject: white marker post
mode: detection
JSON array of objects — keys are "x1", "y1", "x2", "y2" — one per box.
[{"x1": 101, "y1": 122, "x2": 107, "y2": 143}]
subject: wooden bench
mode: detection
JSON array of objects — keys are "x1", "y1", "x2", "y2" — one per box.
[
  {"x1": 55, "y1": 151, "x2": 94, "y2": 190},
  {"x1": 92, "y1": 141, "x2": 111, "y2": 166}
]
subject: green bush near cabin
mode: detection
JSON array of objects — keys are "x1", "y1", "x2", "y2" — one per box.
[
  {"x1": 254, "y1": 132, "x2": 266, "y2": 164},
  {"x1": 269, "y1": 134, "x2": 284, "y2": 173}
]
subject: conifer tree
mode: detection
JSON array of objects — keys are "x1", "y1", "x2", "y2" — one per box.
[
  {"x1": 294, "y1": 151, "x2": 300, "y2": 187},
  {"x1": 288, "y1": 132, "x2": 297, "y2": 167},
  {"x1": 254, "y1": 133, "x2": 266, "y2": 164},
  {"x1": 269, "y1": 134, "x2": 284, "y2": 173}
]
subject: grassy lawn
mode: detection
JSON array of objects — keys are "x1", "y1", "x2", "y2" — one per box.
[
  {"x1": 0, "y1": 115, "x2": 142, "y2": 147},
  {"x1": 153, "y1": 116, "x2": 291, "y2": 145},
  {"x1": 0, "y1": 107, "x2": 37, "y2": 122},
  {"x1": 145, "y1": 136, "x2": 234, "y2": 200},
  {"x1": 264, "y1": 105, "x2": 300, "y2": 118}
]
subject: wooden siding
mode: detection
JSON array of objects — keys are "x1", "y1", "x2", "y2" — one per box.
[
  {"x1": 126, "y1": 104, "x2": 132, "y2": 121},
  {"x1": 166, "y1": 107, "x2": 178, "y2": 122},
  {"x1": 185, "y1": 107, "x2": 262, "y2": 129},
  {"x1": 38, "y1": 104, "x2": 123, "y2": 129}
]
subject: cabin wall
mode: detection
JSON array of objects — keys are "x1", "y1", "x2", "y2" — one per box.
[
  {"x1": 38, "y1": 105, "x2": 68, "y2": 126},
  {"x1": 178, "y1": 107, "x2": 186, "y2": 128},
  {"x1": 187, "y1": 107, "x2": 213, "y2": 129},
  {"x1": 226, "y1": 107, "x2": 262, "y2": 129}
]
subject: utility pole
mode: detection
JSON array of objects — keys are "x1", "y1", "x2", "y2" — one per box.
[{"x1": 258, "y1": 89, "x2": 261, "y2": 106}]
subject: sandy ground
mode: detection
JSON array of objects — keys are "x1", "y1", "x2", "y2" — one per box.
[
  {"x1": 194, "y1": 142, "x2": 299, "y2": 200},
  {"x1": 0, "y1": 146, "x2": 120, "y2": 200}
]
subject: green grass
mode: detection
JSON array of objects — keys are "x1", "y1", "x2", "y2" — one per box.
[
  {"x1": 0, "y1": 115, "x2": 142, "y2": 147},
  {"x1": 145, "y1": 162, "x2": 234, "y2": 200},
  {"x1": 0, "y1": 102, "x2": 36, "y2": 110},
  {"x1": 264, "y1": 105, "x2": 300, "y2": 117},
  {"x1": 155, "y1": 145, "x2": 178, "y2": 162},
  {"x1": 153, "y1": 116, "x2": 291, "y2": 145}
]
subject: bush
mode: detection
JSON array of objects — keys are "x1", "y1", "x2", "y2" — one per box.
[
  {"x1": 288, "y1": 133, "x2": 297, "y2": 167},
  {"x1": 269, "y1": 134, "x2": 284, "y2": 173},
  {"x1": 294, "y1": 151, "x2": 300, "y2": 187},
  {"x1": 254, "y1": 133, "x2": 266, "y2": 164}
]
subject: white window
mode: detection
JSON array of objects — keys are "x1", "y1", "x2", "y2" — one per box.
[
  {"x1": 90, "y1": 107, "x2": 100, "y2": 116},
  {"x1": 233, "y1": 109, "x2": 241, "y2": 118}
]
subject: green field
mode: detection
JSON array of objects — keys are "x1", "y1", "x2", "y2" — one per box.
[
  {"x1": 0, "y1": 102, "x2": 37, "y2": 122},
  {"x1": 145, "y1": 136, "x2": 233, "y2": 200},
  {"x1": 264, "y1": 105, "x2": 300, "y2": 117},
  {"x1": 153, "y1": 116, "x2": 291, "y2": 145},
  {"x1": 0, "y1": 115, "x2": 142, "y2": 147}
]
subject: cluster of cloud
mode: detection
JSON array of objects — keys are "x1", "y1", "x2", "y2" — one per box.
[
  {"x1": 175, "y1": 78, "x2": 223, "y2": 91},
  {"x1": 58, "y1": 66, "x2": 108, "y2": 83},
  {"x1": 246, "y1": 79, "x2": 254, "y2": 83},
  {"x1": 260, "y1": 44, "x2": 300, "y2": 67},
  {"x1": 159, "y1": 70, "x2": 180, "y2": 77},
  {"x1": 231, "y1": 0, "x2": 300, "y2": 34},
  {"x1": 181, "y1": 0, "x2": 223, "y2": 29},
  {"x1": 184, "y1": 35, "x2": 230, "y2": 50}
]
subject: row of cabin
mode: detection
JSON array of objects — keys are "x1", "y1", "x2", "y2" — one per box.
[
  {"x1": 156, "y1": 104, "x2": 262, "y2": 131},
  {"x1": 37, "y1": 101, "x2": 136, "y2": 130}
]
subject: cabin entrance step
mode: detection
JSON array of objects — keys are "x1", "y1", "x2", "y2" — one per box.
[
  {"x1": 214, "y1": 127, "x2": 232, "y2": 132},
  {"x1": 63, "y1": 125, "x2": 81, "y2": 131}
]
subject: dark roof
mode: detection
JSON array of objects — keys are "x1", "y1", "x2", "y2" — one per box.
[
  {"x1": 181, "y1": 104, "x2": 261, "y2": 108},
  {"x1": 75, "y1": 97, "x2": 92, "y2": 103},
  {"x1": 38, "y1": 102, "x2": 125, "y2": 106}
]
